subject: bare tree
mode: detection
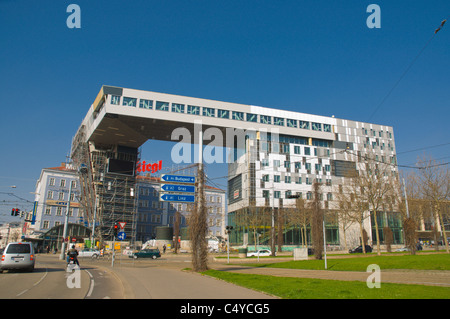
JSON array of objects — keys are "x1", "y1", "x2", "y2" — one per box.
[
  {"x1": 234, "y1": 202, "x2": 271, "y2": 251},
  {"x1": 189, "y1": 165, "x2": 208, "y2": 272},
  {"x1": 358, "y1": 153, "x2": 396, "y2": 256},
  {"x1": 416, "y1": 156, "x2": 450, "y2": 253},
  {"x1": 288, "y1": 197, "x2": 311, "y2": 248},
  {"x1": 309, "y1": 180, "x2": 324, "y2": 260}
]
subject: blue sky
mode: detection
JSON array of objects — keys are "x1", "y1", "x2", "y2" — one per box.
[{"x1": 0, "y1": 1, "x2": 449, "y2": 222}]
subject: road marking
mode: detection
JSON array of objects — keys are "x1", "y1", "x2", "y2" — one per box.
[
  {"x1": 16, "y1": 268, "x2": 48, "y2": 297},
  {"x1": 85, "y1": 270, "x2": 95, "y2": 297},
  {"x1": 16, "y1": 289, "x2": 29, "y2": 297},
  {"x1": 34, "y1": 268, "x2": 48, "y2": 286}
]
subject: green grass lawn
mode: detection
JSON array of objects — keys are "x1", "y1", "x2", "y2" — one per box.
[
  {"x1": 204, "y1": 254, "x2": 450, "y2": 299},
  {"x1": 245, "y1": 253, "x2": 450, "y2": 271},
  {"x1": 203, "y1": 269, "x2": 450, "y2": 299}
]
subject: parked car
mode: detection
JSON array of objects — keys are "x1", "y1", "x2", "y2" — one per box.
[
  {"x1": 0, "y1": 242, "x2": 35, "y2": 272},
  {"x1": 395, "y1": 243, "x2": 423, "y2": 252},
  {"x1": 130, "y1": 248, "x2": 161, "y2": 259},
  {"x1": 78, "y1": 248, "x2": 100, "y2": 258},
  {"x1": 349, "y1": 245, "x2": 372, "y2": 253},
  {"x1": 247, "y1": 249, "x2": 273, "y2": 257}
]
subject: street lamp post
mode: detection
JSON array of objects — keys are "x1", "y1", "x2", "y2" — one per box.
[{"x1": 60, "y1": 181, "x2": 73, "y2": 260}]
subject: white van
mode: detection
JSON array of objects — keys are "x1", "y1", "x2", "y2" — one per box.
[{"x1": 0, "y1": 242, "x2": 35, "y2": 272}]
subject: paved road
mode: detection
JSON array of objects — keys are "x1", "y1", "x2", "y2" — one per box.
[
  {"x1": 84, "y1": 253, "x2": 277, "y2": 299},
  {"x1": 0, "y1": 254, "x2": 276, "y2": 299}
]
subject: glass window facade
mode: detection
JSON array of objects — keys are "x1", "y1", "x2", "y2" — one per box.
[
  {"x1": 274, "y1": 117, "x2": 284, "y2": 126},
  {"x1": 246, "y1": 113, "x2": 257, "y2": 122},
  {"x1": 187, "y1": 105, "x2": 200, "y2": 115},
  {"x1": 232, "y1": 111, "x2": 244, "y2": 121},
  {"x1": 203, "y1": 107, "x2": 216, "y2": 117},
  {"x1": 139, "y1": 99, "x2": 153, "y2": 109},
  {"x1": 123, "y1": 97, "x2": 137, "y2": 107},
  {"x1": 260, "y1": 115, "x2": 271, "y2": 124},
  {"x1": 172, "y1": 103, "x2": 185, "y2": 113},
  {"x1": 155, "y1": 101, "x2": 169, "y2": 111},
  {"x1": 218, "y1": 109, "x2": 230, "y2": 119}
]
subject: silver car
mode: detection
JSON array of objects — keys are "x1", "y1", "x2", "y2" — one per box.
[{"x1": 0, "y1": 242, "x2": 35, "y2": 272}]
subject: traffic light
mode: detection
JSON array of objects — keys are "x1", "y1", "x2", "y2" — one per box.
[
  {"x1": 113, "y1": 223, "x2": 119, "y2": 238},
  {"x1": 11, "y1": 208, "x2": 19, "y2": 216}
]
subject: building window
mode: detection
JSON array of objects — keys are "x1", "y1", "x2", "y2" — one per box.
[
  {"x1": 71, "y1": 180, "x2": 77, "y2": 189},
  {"x1": 304, "y1": 147, "x2": 311, "y2": 156},
  {"x1": 274, "y1": 117, "x2": 284, "y2": 126},
  {"x1": 294, "y1": 146, "x2": 301, "y2": 154},
  {"x1": 45, "y1": 208, "x2": 51, "y2": 215},
  {"x1": 123, "y1": 97, "x2": 137, "y2": 107},
  {"x1": 172, "y1": 103, "x2": 185, "y2": 113},
  {"x1": 323, "y1": 124, "x2": 331, "y2": 132},
  {"x1": 58, "y1": 192, "x2": 64, "y2": 200},
  {"x1": 49, "y1": 178, "x2": 55, "y2": 186},
  {"x1": 187, "y1": 105, "x2": 200, "y2": 115},
  {"x1": 295, "y1": 177, "x2": 302, "y2": 184},
  {"x1": 203, "y1": 107, "x2": 216, "y2": 117},
  {"x1": 139, "y1": 99, "x2": 153, "y2": 109},
  {"x1": 232, "y1": 111, "x2": 244, "y2": 121},
  {"x1": 60, "y1": 179, "x2": 66, "y2": 188},
  {"x1": 262, "y1": 175, "x2": 269, "y2": 182},
  {"x1": 43, "y1": 221, "x2": 50, "y2": 229},
  {"x1": 274, "y1": 191, "x2": 281, "y2": 199},
  {"x1": 299, "y1": 121, "x2": 310, "y2": 129},
  {"x1": 47, "y1": 191, "x2": 53, "y2": 199},
  {"x1": 246, "y1": 113, "x2": 257, "y2": 122},
  {"x1": 218, "y1": 109, "x2": 229, "y2": 119},
  {"x1": 274, "y1": 175, "x2": 281, "y2": 183},
  {"x1": 56, "y1": 207, "x2": 63, "y2": 216},
  {"x1": 260, "y1": 115, "x2": 271, "y2": 124},
  {"x1": 110, "y1": 95, "x2": 120, "y2": 105},
  {"x1": 287, "y1": 119, "x2": 297, "y2": 128},
  {"x1": 155, "y1": 101, "x2": 169, "y2": 111},
  {"x1": 285, "y1": 190, "x2": 292, "y2": 198},
  {"x1": 263, "y1": 190, "x2": 270, "y2": 198},
  {"x1": 285, "y1": 176, "x2": 291, "y2": 183},
  {"x1": 312, "y1": 122, "x2": 322, "y2": 131}
]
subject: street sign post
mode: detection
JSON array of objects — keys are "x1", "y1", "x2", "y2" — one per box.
[
  {"x1": 160, "y1": 194, "x2": 195, "y2": 203},
  {"x1": 117, "y1": 232, "x2": 126, "y2": 241},
  {"x1": 160, "y1": 184, "x2": 195, "y2": 193},
  {"x1": 160, "y1": 174, "x2": 196, "y2": 184},
  {"x1": 119, "y1": 222, "x2": 126, "y2": 229}
]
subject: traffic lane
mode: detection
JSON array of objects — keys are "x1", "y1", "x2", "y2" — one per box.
[
  {"x1": 0, "y1": 258, "x2": 90, "y2": 299},
  {"x1": 82, "y1": 266, "x2": 125, "y2": 299},
  {"x1": 111, "y1": 266, "x2": 276, "y2": 299}
]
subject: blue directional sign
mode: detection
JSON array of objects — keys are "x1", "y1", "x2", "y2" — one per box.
[
  {"x1": 160, "y1": 194, "x2": 195, "y2": 203},
  {"x1": 117, "y1": 232, "x2": 126, "y2": 241},
  {"x1": 161, "y1": 184, "x2": 195, "y2": 193},
  {"x1": 160, "y1": 174, "x2": 196, "y2": 184}
]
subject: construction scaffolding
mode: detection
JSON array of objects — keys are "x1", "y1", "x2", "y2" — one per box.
[{"x1": 71, "y1": 125, "x2": 139, "y2": 247}]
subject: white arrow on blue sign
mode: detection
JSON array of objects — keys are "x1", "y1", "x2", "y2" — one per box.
[
  {"x1": 160, "y1": 184, "x2": 195, "y2": 193},
  {"x1": 117, "y1": 232, "x2": 126, "y2": 240},
  {"x1": 160, "y1": 174, "x2": 196, "y2": 184},
  {"x1": 160, "y1": 194, "x2": 195, "y2": 203}
]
